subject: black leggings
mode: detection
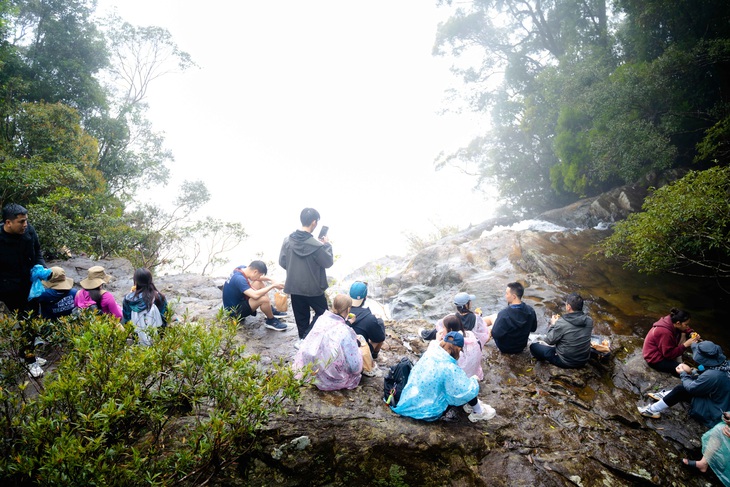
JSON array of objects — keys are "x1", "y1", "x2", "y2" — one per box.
[{"x1": 663, "y1": 384, "x2": 692, "y2": 407}]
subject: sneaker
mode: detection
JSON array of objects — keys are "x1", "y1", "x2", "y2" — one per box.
[
  {"x1": 638, "y1": 405, "x2": 661, "y2": 419},
  {"x1": 463, "y1": 403, "x2": 474, "y2": 414},
  {"x1": 28, "y1": 362, "x2": 44, "y2": 378},
  {"x1": 468, "y1": 404, "x2": 497, "y2": 422},
  {"x1": 35, "y1": 357, "x2": 48, "y2": 367},
  {"x1": 647, "y1": 389, "x2": 670, "y2": 402},
  {"x1": 272, "y1": 306, "x2": 287, "y2": 317},
  {"x1": 362, "y1": 367, "x2": 382, "y2": 378},
  {"x1": 294, "y1": 339, "x2": 302, "y2": 349},
  {"x1": 264, "y1": 317, "x2": 287, "y2": 331}
]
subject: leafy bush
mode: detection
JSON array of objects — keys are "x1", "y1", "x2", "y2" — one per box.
[
  {"x1": 0, "y1": 311, "x2": 306, "y2": 486},
  {"x1": 600, "y1": 166, "x2": 730, "y2": 279}
]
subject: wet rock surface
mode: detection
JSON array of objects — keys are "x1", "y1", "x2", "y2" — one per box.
[{"x1": 48, "y1": 210, "x2": 728, "y2": 486}]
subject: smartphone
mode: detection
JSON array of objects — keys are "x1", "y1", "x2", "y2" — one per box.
[{"x1": 318, "y1": 226, "x2": 329, "y2": 239}]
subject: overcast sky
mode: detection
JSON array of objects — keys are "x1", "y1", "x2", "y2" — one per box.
[{"x1": 95, "y1": 0, "x2": 497, "y2": 279}]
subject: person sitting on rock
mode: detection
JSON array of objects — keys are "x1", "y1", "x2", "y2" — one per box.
[
  {"x1": 346, "y1": 281, "x2": 385, "y2": 359},
  {"x1": 74, "y1": 266, "x2": 122, "y2": 319},
  {"x1": 419, "y1": 292, "x2": 490, "y2": 347},
  {"x1": 222, "y1": 260, "x2": 286, "y2": 331},
  {"x1": 122, "y1": 268, "x2": 169, "y2": 327},
  {"x1": 393, "y1": 331, "x2": 495, "y2": 422},
  {"x1": 639, "y1": 341, "x2": 730, "y2": 427},
  {"x1": 682, "y1": 411, "x2": 730, "y2": 485},
  {"x1": 37, "y1": 266, "x2": 77, "y2": 320},
  {"x1": 427, "y1": 314, "x2": 483, "y2": 380},
  {"x1": 293, "y1": 294, "x2": 363, "y2": 391},
  {"x1": 490, "y1": 282, "x2": 537, "y2": 354},
  {"x1": 529, "y1": 292, "x2": 594, "y2": 369},
  {"x1": 643, "y1": 308, "x2": 699, "y2": 377}
]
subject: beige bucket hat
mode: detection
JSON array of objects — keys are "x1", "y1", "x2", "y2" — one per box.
[
  {"x1": 42, "y1": 266, "x2": 74, "y2": 291},
  {"x1": 80, "y1": 266, "x2": 111, "y2": 290}
]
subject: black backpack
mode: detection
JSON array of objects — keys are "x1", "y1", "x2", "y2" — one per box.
[{"x1": 383, "y1": 357, "x2": 414, "y2": 407}]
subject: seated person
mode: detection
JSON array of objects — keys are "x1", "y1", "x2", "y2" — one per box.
[
  {"x1": 347, "y1": 281, "x2": 385, "y2": 359},
  {"x1": 643, "y1": 308, "x2": 699, "y2": 376},
  {"x1": 529, "y1": 292, "x2": 594, "y2": 369},
  {"x1": 639, "y1": 341, "x2": 730, "y2": 427},
  {"x1": 293, "y1": 294, "x2": 363, "y2": 391},
  {"x1": 682, "y1": 411, "x2": 730, "y2": 485},
  {"x1": 429, "y1": 314, "x2": 483, "y2": 380},
  {"x1": 74, "y1": 266, "x2": 122, "y2": 319},
  {"x1": 37, "y1": 266, "x2": 77, "y2": 319},
  {"x1": 491, "y1": 282, "x2": 537, "y2": 354},
  {"x1": 393, "y1": 331, "x2": 495, "y2": 423},
  {"x1": 420, "y1": 292, "x2": 490, "y2": 347},
  {"x1": 222, "y1": 261, "x2": 286, "y2": 331}
]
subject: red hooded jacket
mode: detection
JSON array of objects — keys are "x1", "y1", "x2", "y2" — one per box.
[{"x1": 642, "y1": 315, "x2": 692, "y2": 364}]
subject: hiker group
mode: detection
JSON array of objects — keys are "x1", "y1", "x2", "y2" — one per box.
[{"x1": 1, "y1": 203, "x2": 170, "y2": 377}]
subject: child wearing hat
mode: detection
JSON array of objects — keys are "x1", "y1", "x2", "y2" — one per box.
[
  {"x1": 37, "y1": 266, "x2": 77, "y2": 320},
  {"x1": 639, "y1": 341, "x2": 730, "y2": 427},
  {"x1": 74, "y1": 266, "x2": 122, "y2": 319}
]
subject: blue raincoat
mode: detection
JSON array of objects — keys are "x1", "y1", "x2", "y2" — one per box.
[{"x1": 392, "y1": 344, "x2": 479, "y2": 421}]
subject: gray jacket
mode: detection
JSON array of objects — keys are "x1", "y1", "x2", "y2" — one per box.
[
  {"x1": 279, "y1": 230, "x2": 333, "y2": 296},
  {"x1": 545, "y1": 311, "x2": 594, "y2": 367}
]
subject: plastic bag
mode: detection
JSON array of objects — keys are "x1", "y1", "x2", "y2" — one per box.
[
  {"x1": 28, "y1": 265, "x2": 51, "y2": 300},
  {"x1": 274, "y1": 291, "x2": 288, "y2": 312}
]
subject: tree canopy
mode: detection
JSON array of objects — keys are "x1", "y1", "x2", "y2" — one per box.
[
  {"x1": 0, "y1": 0, "x2": 240, "y2": 273},
  {"x1": 435, "y1": 0, "x2": 730, "y2": 216}
]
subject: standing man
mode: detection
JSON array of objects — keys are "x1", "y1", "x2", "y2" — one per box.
[
  {"x1": 529, "y1": 292, "x2": 594, "y2": 368},
  {"x1": 490, "y1": 281, "x2": 537, "y2": 354},
  {"x1": 279, "y1": 208, "x2": 333, "y2": 343},
  {"x1": 0, "y1": 203, "x2": 45, "y2": 315},
  {"x1": 222, "y1": 260, "x2": 287, "y2": 330},
  {"x1": 0, "y1": 203, "x2": 46, "y2": 377}
]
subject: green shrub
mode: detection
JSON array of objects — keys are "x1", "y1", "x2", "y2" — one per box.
[{"x1": 0, "y1": 311, "x2": 306, "y2": 486}]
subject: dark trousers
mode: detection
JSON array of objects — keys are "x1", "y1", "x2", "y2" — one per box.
[
  {"x1": 291, "y1": 293, "x2": 328, "y2": 339},
  {"x1": 530, "y1": 342, "x2": 584, "y2": 369},
  {"x1": 647, "y1": 359, "x2": 681, "y2": 377},
  {"x1": 663, "y1": 384, "x2": 692, "y2": 407}
]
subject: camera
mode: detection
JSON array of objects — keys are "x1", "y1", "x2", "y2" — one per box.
[{"x1": 318, "y1": 226, "x2": 329, "y2": 239}]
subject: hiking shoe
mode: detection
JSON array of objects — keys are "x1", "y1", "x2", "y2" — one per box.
[
  {"x1": 647, "y1": 389, "x2": 670, "y2": 402},
  {"x1": 28, "y1": 362, "x2": 44, "y2": 378},
  {"x1": 469, "y1": 404, "x2": 497, "y2": 422},
  {"x1": 35, "y1": 357, "x2": 48, "y2": 367},
  {"x1": 264, "y1": 317, "x2": 287, "y2": 331},
  {"x1": 272, "y1": 306, "x2": 287, "y2": 317},
  {"x1": 638, "y1": 405, "x2": 661, "y2": 419}
]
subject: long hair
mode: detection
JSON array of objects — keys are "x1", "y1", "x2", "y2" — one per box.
[{"x1": 133, "y1": 268, "x2": 164, "y2": 309}]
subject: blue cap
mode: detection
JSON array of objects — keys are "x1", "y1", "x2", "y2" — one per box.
[
  {"x1": 454, "y1": 292, "x2": 475, "y2": 306},
  {"x1": 443, "y1": 331, "x2": 464, "y2": 348},
  {"x1": 349, "y1": 281, "x2": 368, "y2": 300}
]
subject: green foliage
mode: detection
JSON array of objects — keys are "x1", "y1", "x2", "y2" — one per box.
[
  {"x1": 0, "y1": 311, "x2": 306, "y2": 486},
  {"x1": 435, "y1": 0, "x2": 730, "y2": 215},
  {"x1": 601, "y1": 166, "x2": 730, "y2": 278},
  {"x1": 404, "y1": 222, "x2": 461, "y2": 254}
]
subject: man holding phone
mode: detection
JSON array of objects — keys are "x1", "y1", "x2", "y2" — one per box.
[{"x1": 279, "y1": 208, "x2": 334, "y2": 344}]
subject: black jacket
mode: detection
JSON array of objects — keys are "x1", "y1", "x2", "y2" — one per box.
[{"x1": 0, "y1": 223, "x2": 45, "y2": 295}]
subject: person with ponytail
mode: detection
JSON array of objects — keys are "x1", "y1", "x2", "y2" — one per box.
[
  {"x1": 420, "y1": 292, "x2": 490, "y2": 348},
  {"x1": 643, "y1": 308, "x2": 700, "y2": 376},
  {"x1": 122, "y1": 268, "x2": 169, "y2": 327},
  {"x1": 293, "y1": 294, "x2": 362, "y2": 391},
  {"x1": 428, "y1": 314, "x2": 483, "y2": 380}
]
